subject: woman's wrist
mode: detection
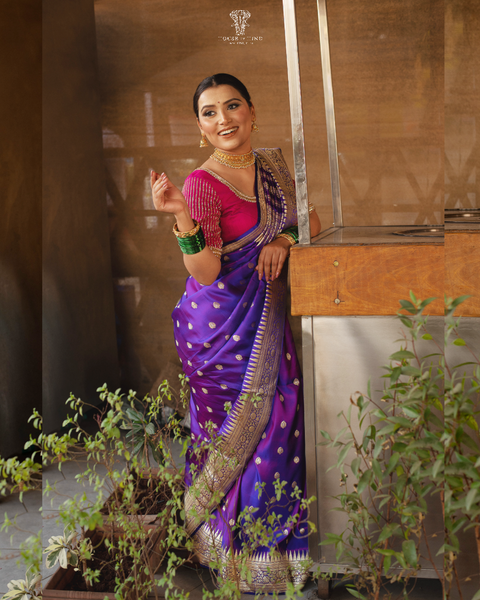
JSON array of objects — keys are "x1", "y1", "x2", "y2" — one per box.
[
  {"x1": 274, "y1": 235, "x2": 294, "y2": 249},
  {"x1": 174, "y1": 205, "x2": 194, "y2": 232}
]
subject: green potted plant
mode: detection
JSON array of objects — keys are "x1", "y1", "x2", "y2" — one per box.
[{"x1": 319, "y1": 294, "x2": 480, "y2": 600}]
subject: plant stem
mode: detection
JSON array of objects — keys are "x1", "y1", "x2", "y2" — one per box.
[{"x1": 475, "y1": 516, "x2": 480, "y2": 580}]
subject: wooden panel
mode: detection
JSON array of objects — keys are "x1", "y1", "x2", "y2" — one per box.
[
  {"x1": 445, "y1": 232, "x2": 480, "y2": 317},
  {"x1": 290, "y1": 244, "x2": 444, "y2": 316}
]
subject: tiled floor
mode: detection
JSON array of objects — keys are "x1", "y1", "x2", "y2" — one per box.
[{"x1": 0, "y1": 440, "x2": 444, "y2": 600}]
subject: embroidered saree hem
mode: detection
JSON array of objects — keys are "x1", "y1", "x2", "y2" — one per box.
[{"x1": 194, "y1": 522, "x2": 310, "y2": 593}]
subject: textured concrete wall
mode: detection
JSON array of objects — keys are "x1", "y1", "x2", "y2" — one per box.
[
  {"x1": 43, "y1": 0, "x2": 119, "y2": 434},
  {"x1": 0, "y1": 2, "x2": 42, "y2": 458}
]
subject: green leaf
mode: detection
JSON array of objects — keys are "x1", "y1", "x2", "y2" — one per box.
[
  {"x1": 386, "y1": 453, "x2": 400, "y2": 475},
  {"x1": 377, "y1": 523, "x2": 400, "y2": 544},
  {"x1": 453, "y1": 338, "x2": 466, "y2": 346},
  {"x1": 350, "y1": 457, "x2": 361, "y2": 477},
  {"x1": 372, "y1": 459, "x2": 383, "y2": 481},
  {"x1": 357, "y1": 469, "x2": 373, "y2": 494},
  {"x1": 383, "y1": 555, "x2": 392, "y2": 574},
  {"x1": 465, "y1": 488, "x2": 477, "y2": 512},
  {"x1": 336, "y1": 441, "x2": 354, "y2": 467},
  {"x1": 422, "y1": 334, "x2": 433, "y2": 340},
  {"x1": 390, "y1": 350, "x2": 415, "y2": 361},
  {"x1": 402, "y1": 539, "x2": 417, "y2": 566},
  {"x1": 449, "y1": 295, "x2": 471, "y2": 309},
  {"x1": 345, "y1": 587, "x2": 368, "y2": 600},
  {"x1": 145, "y1": 423, "x2": 156, "y2": 435},
  {"x1": 399, "y1": 299, "x2": 416, "y2": 314},
  {"x1": 432, "y1": 458, "x2": 443, "y2": 479}
]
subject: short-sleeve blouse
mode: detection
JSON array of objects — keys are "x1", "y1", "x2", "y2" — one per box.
[{"x1": 182, "y1": 169, "x2": 258, "y2": 258}]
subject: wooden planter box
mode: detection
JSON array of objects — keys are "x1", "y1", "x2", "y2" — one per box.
[
  {"x1": 99, "y1": 472, "x2": 169, "y2": 536},
  {"x1": 43, "y1": 524, "x2": 166, "y2": 599},
  {"x1": 43, "y1": 472, "x2": 174, "y2": 598}
]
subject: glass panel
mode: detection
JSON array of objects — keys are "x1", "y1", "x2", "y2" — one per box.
[
  {"x1": 445, "y1": 0, "x2": 479, "y2": 211},
  {"x1": 324, "y1": 0, "x2": 444, "y2": 226}
]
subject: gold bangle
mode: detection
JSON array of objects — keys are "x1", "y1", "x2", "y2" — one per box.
[
  {"x1": 276, "y1": 232, "x2": 296, "y2": 246},
  {"x1": 173, "y1": 219, "x2": 201, "y2": 238},
  {"x1": 308, "y1": 202, "x2": 315, "y2": 214}
]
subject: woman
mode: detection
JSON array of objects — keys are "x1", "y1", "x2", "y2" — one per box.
[{"x1": 151, "y1": 73, "x2": 321, "y2": 593}]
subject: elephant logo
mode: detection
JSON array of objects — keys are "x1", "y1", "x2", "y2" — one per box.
[{"x1": 230, "y1": 10, "x2": 251, "y2": 36}]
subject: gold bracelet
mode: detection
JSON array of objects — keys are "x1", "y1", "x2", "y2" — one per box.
[
  {"x1": 276, "y1": 232, "x2": 296, "y2": 246},
  {"x1": 308, "y1": 202, "x2": 315, "y2": 214},
  {"x1": 173, "y1": 219, "x2": 201, "y2": 238}
]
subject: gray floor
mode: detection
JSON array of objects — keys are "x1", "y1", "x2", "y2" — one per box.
[{"x1": 0, "y1": 441, "x2": 443, "y2": 600}]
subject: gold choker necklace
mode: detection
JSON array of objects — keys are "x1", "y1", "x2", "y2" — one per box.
[{"x1": 210, "y1": 148, "x2": 255, "y2": 169}]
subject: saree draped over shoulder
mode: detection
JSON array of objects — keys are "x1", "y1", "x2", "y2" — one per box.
[{"x1": 172, "y1": 148, "x2": 310, "y2": 593}]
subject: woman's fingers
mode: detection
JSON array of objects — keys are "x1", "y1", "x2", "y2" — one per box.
[
  {"x1": 256, "y1": 253, "x2": 264, "y2": 281},
  {"x1": 275, "y1": 253, "x2": 287, "y2": 279}
]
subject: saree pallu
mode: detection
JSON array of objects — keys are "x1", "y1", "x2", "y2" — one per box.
[{"x1": 172, "y1": 149, "x2": 310, "y2": 593}]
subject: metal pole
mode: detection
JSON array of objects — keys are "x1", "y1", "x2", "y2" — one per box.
[
  {"x1": 282, "y1": 0, "x2": 310, "y2": 244},
  {"x1": 317, "y1": 0, "x2": 343, "y2": 226},
  {"x1": 301, "y1": 315, "x2": 320, "y2": 562}
]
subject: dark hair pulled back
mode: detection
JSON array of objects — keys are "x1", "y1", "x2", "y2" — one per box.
[{"x1": 193, "y1": 73, "x2": 252, "y2": 118}]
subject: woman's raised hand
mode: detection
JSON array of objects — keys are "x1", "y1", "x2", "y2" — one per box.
[
  {"x1": 151, "y1": 171, "x2": 187, "y2": 216},
  {"x1": 256, "y1": 237, "x2": 291, "y2": 282}
]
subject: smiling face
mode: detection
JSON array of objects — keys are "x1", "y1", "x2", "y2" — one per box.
[{"x1": 197, "y1": 84, "x2": 255, "y2": 155}]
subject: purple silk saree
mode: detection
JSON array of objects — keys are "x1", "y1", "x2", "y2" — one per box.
[{"x1": 172, "y1": 148, "x2": 310, "y2": 593}]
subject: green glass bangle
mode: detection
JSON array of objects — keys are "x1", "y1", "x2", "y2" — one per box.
[
  {"x1": 281, "y1": 226, "x2": 299, "y2": 244},
  {"x1": 175, "y1": 227, "x2": 206, "y2": 254}
]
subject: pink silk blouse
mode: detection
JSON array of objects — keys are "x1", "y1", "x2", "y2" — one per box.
[{"x1": 182, "y1": 169, "x2": 258, "y2": 258}]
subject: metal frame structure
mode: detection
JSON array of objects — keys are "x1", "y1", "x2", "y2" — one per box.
[{"x1": 282, "y1": 0, "x2": 343, "y2": 562}]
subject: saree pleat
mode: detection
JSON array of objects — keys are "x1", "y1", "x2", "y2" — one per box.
[{"x1": 173, "y1": 149, "x2": 310, "y2": 593}]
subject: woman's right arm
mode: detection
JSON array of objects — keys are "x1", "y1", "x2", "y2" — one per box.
[{"x1": 151, "y1": 171, "x2": 221, "y2": 285}]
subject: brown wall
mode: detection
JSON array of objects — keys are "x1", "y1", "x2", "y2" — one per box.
[
  {"x1": 0, "y1": 1, "x2": 42, "y2": 457},
  {"x1": 43, "y1": 0, "x2": 119, "y2": 433}
]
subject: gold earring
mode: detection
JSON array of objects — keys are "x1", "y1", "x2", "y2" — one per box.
[
  {"x1": 199, "y1": 133, "x2": 208, "y2": 147},
  {"x1": 251, "y1": 120, "x2": 259, "y2": 133}
]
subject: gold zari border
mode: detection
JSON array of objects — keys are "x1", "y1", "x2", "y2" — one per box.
[{"x1": 194, "y1": 523, "x2": 310, "y2": 593}]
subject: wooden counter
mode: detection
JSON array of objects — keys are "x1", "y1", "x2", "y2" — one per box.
[{"x1": 290, "y1": 225, "x2": 479, "y2": 317}]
